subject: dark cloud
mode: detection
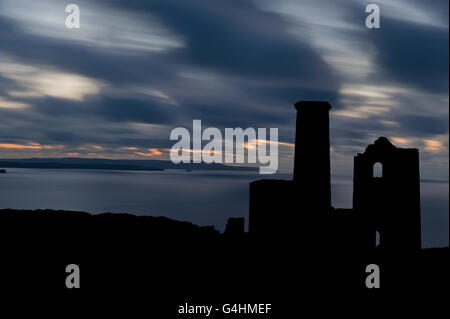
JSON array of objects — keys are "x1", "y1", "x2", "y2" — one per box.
[
  {"x1": 398, "y1": 115, "x2": 449, "y2": 136},
  {"x1": 96, "y1": 97, "x2": 174, "y2": 124},
  {"x1": 9, "y1": 93, "x2": 176, "y2": 124},
  {"x1": 184, "y1": 102, "x2": 290, "y2": 129},
  {"x1": 369, "y1": 17, "x2": 449, "y2": 94},
  {"x1": 243, "y1": 85, "x2": 340, "y2": 110},
  {"x1": 0, "y1": 74, "x2": 18, "y2": 95},
  {"x1": 103, "y1": 0, "x2": 337, "y2": 85},
  {"x1": 410, "y1": 0, "x2": 449, "y2": 26},
  {"x1": 0, "y1": 16, "x2": 181, "y2": 87}
]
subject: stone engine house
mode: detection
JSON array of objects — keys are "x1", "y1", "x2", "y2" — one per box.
[{"x1": 249, "y1": 101, "x2": 421, "y2": 250}]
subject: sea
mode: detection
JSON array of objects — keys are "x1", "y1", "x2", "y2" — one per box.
[{"x1": 0, "y1": 168, "x2": 448, "y2": 248}]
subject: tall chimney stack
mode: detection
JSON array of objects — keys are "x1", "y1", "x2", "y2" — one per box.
[{"x1": 293, "y1": 101, "x2": 331, "y2": 211}]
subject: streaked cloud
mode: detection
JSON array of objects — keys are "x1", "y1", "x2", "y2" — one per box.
[
  {"x1": 424, "y1": 139, "x2": 444, "y2": 152},
  {"x1": 136, "y1": 148, "x2": 163, "y2": 157},
  {"x1": 0, "y1": 0, "x2": 184, "y2": 53},
  {"x1": 0, "y1": 142, "x2": 64, "y2": 149},
  {"x1": 0, "y1": 97, "x2": 30, "y2": 109},
  {"x1": 0, "y1": 59, "x2": 102, "y2": 101},
  {"x1": 0, "y1": 0, "x2": 447, "y2": 179}
]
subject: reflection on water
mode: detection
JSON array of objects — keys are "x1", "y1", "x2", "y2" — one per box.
[{"x1": 0, "y1": 168, "x2": 447, "y2": 247}]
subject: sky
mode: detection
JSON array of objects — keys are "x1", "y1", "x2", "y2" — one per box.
[{"x1": 0, "y1": 0, "x2": 448, "y2": 179}]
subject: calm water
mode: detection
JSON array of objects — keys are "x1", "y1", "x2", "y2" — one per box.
[{"x1": 0, "y1": 168, "x2": 448, "y2": 248}]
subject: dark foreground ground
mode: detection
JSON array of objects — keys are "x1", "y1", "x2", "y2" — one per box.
[{"x1": 0, "y1": 209, "x2": 448, "y2": 316}]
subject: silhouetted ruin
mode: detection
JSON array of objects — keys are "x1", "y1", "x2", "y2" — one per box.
[
  {"x1": 354, "y1": 137, "x2": 421, "y2": 249},
  {"x1": 249, "y1": 101, "x2": 422, "y2": 250}
]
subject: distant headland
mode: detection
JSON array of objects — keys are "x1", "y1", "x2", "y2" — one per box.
[{"x1": 0, "y1": 158, "x2": 259, "y2": 172}]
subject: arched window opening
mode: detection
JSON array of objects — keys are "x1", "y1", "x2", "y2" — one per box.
[
  {"x1": 376, "y1": 231, "x2": 381, "y2": 247},
  {"x1": 373, "y1": 162, "x2": 383, "y2": 178}
]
